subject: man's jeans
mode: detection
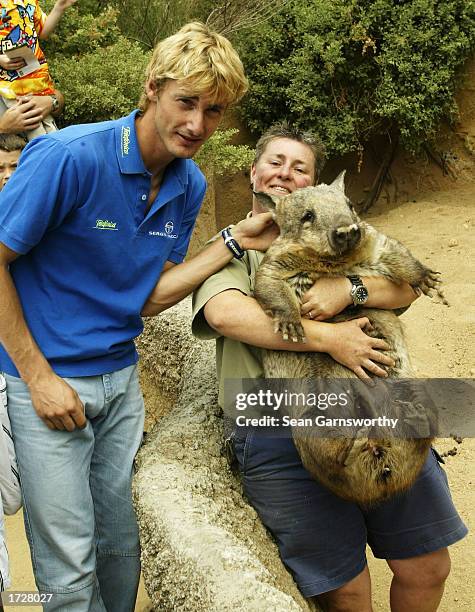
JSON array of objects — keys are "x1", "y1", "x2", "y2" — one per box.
[{"x1": 5, "y1": 364, "x2": 144, "y2": 612}]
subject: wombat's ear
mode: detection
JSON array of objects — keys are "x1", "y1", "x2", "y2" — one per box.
[
  {"x1": 253, "y1": 191, "x2": 281, "y2": 211},
  {"x1": 329, "y1": 170, "x2": 346, "y2": 193}
]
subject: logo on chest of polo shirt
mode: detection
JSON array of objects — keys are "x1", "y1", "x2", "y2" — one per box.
[
  {"x1": 148, "y1": 220, "x2": 178, "y2": 239},
  {"x1": 94, "y1": 219, "x2": 118, "y2": 230},
  {"x1": 121, "y1": 126, "x2": 130, "y2": 156}
]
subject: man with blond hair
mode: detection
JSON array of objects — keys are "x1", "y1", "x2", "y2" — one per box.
[{"x1": 0, "y1": 22, "x2": 275, "y2": 611}]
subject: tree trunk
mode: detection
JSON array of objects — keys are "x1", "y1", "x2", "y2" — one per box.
[{"x1": 359, "y1": 132, "x2": 399, "y2": 214}]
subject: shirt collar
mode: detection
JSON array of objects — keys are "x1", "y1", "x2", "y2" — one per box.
[{"x1": 114, "y1": 109, "x2": 189, "y2": 186}]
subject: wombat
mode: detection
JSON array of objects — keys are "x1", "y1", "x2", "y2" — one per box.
[{"x1": 253, "y1": 172, "x2": 447, "y2": 506}]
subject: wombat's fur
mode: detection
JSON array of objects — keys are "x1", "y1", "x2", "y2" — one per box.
[{"x1": 253, "y1": 173, "x2": 447, "y2": 506}]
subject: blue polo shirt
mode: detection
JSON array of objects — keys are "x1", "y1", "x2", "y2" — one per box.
[{"x1": 0, "y1": 110, "x2": 206, "y2": 377}]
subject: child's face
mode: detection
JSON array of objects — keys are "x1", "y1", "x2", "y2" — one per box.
[{"x1": 0, "y1": 149, "x2": 21, "y2": 190}]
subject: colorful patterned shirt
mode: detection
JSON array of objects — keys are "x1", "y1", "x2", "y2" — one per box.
[{"x1": 0, "y1": 0, "x2": 55, "y2": 98}]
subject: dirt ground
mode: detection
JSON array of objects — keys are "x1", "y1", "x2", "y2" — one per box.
[{"x1": 363, "y1": 182, "x2": 475, "y2": 612}]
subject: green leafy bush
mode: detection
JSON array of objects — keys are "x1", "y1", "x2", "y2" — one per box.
[
  {"x1": 49, "y1": 38, "x2": 149, "y2": 124},
  {"x1": 41, "y1": 3, "x2": 147, "y2": 124},
  {"x1": 109, "y1": 0, "x2": 213, "y2": 49},
  {"x1": 195, "y1": 128, "x2": 254, "y2": 176},
  {"x1": 42, "y1": 4, "x2": 122, "y2": 57},
  {"x1": 237, "y1": 0, "x2": 475, "y2": 155}
]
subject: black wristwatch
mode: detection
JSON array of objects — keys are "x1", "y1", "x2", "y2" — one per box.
[{"x1": 347, "y1": 275, "x2": 369, "y2": 305}]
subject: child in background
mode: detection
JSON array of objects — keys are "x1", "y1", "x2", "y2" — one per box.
[
  {"x1": 0, "y1": 135, "x2": 24, "y2": 607},
  {"x1": 0, "y1": 133, "x2": 26, "y2": 189},
  {"x1": 0, "y1": 0, "x2": 76, "y2": 140},
  {"x1": 0, "y1": 374, "x2": 21, "y2": 603}
]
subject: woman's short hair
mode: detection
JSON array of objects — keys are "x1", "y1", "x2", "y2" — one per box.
[
  {"x1": 139, "y1": 22, "x2": 248, "y2": 111},
  {"x1": 254, "y1": 122, "x2": 327, "y2": 183}
]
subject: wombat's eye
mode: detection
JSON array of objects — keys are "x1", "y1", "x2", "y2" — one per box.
[{"x1": 301, "y1": 210, "x2": 315, "y2": 224}]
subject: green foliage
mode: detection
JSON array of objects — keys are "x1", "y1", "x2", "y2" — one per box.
[
  {"x1": 42, "y1": 5, "x2": 122, "y2": 57},
  {"x1": 110, "y1": 0, "x2": 212, "y2": 49},
  {"x1": 237, "y1": 0, "x2": 475, "y2": 155},
  {"x1": 40, "y1": 4, "x2": 149, "y2": 125},
  {"x1": 195, "y1": 129, "x2": 254, "y2": 176},
  {"x1": 48, "y1": 38, "x2": 149, "y2": 124}
]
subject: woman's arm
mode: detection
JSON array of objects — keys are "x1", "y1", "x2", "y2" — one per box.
[
  {"x1": 204, "y1": 289, "x2": 395, "y2": 382},
  {"x1": 300, "y1": 276, "x2": 419, "y2": 321}
]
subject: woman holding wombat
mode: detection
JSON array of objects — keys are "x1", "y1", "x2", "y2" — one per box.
[{"x1": 192, "y1": 123, "x2": 467, "y2": 612}]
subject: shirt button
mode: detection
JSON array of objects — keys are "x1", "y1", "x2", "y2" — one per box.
[{"x1": 141, "y1": 194, "x2": 147, "y2": 201}]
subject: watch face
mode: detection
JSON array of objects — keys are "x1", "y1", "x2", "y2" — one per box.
[{"x1": 354, "y1": 285, "x2": 369, "y2": 304}]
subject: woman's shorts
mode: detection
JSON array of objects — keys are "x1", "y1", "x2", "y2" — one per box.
[{"x1": 233, "y1": 430, "x2": 467, "y2": 598}]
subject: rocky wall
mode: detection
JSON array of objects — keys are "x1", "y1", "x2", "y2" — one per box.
[{"x1": 133, "y1": 298, "x2": 315, "y2": 611}]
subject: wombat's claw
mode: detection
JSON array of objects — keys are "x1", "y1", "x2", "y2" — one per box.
[
  {"x1": 425, "y1": 287, "x2": 449, "y2": 305},
  {"x1": 418, "y1": 270, "x2": 449, "y2": 305},
  {"x1": 424, "y1": 274, "x2": 440, "y2": 289},
  {"x1": 274, "y1": 318, "x2": 306, "y2": 343}
]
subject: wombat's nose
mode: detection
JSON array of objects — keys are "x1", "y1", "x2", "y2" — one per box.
[{"x1": 329, "y1": 224, "x2": 361, "y2": 253}]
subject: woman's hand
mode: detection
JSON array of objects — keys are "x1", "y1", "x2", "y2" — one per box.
[
  {"x1": 301, "y1": 276, "x2": 352, "y2": 321},
  {"x1": 316, "y1": 317, "x2": 395, "y2": 381}
]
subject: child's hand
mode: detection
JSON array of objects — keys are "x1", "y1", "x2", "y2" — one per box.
[
  {"x1": 54, "y1": 0, "x2": 78, "y2": 11},
  {"x1": 42, "y1": 0, "x2": 77, "y2": 37},
  {"x1": 0, "y1": 54, "x2": 27, "y2": 71}
]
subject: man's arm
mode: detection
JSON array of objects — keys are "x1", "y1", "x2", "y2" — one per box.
[
  {"x1": 300, "y1": 276, "x2": 418, "y2": 321},
  {"x1": 141, "y1": 214, "x2": 278, "y2": 316},
  {"x1": 40, "y1": 0, "x2": 77, "y2": 39},
  {"x1": 0, "y1": 244, "x2": 86, "y2": 431},
  {"x1": 204, "y1": 289, "x2": 395, "y2": 382}
]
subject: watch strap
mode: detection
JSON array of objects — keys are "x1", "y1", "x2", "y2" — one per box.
[
  {"x1": 221, "y1": 226, "x2": 245, "y2": 260},
  {"x1": 347, "y1": 274, "x2": 363, "y2": 287},
  {"x1": 50, "y1": 94, "x2": 59, "y2": 113}
]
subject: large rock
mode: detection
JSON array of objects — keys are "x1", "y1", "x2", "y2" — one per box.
[{"x1": 134, "y1": 297, "x2": 314, "y2": 611}]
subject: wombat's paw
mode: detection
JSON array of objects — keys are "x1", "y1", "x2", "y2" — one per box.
[
  {"x1": 416, "y1": 270, "x2": 449, "y2": 305},
  {"x1": 273, "y1": 315, "x2": 306, "y2": 343}
]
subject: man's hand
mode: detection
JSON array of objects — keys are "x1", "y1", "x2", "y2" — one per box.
[
  {"x1": 28, "y1": 371, "x2": 87, "y2": 431},
  {"x1": 318, "y1": 317, "x2": 395, "y2": 381},
  {"x1": 0, "y1": 54, "x2": 26, "y2": 71},
  {"x1": 301, "y1": 276, "x2": 352, "y2": 321},
  {"x1": 232, "y1": 212, "x2": 279, "y2": 251}
]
